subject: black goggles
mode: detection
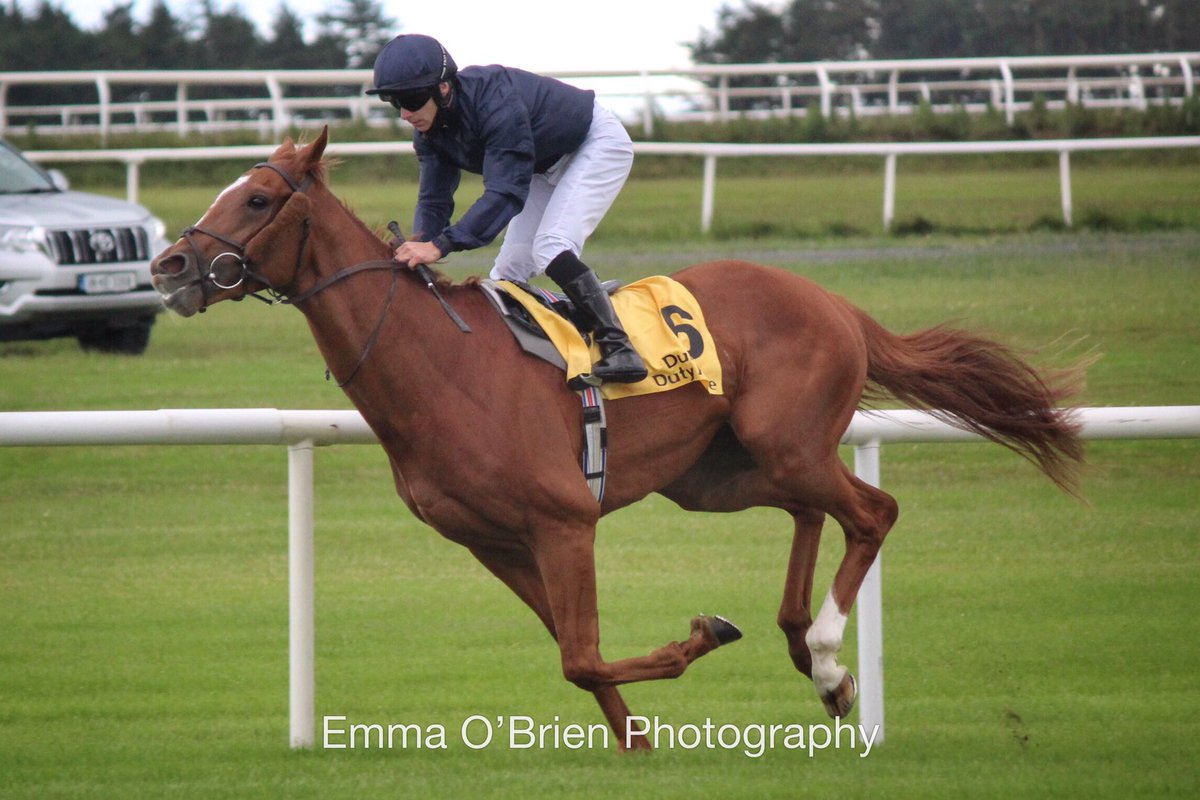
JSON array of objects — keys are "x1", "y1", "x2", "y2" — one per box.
[{"x1": 381, "y1": 88, "x2": 436, "y2": 112}]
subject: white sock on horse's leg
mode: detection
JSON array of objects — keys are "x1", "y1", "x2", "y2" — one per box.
[{"x1": 805, "y1": 589, "x2": 849, "y2": 693}]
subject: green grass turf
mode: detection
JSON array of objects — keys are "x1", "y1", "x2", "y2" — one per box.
[{"x1": 1, "y1": 216, "x2": 1197, "y2": 794}]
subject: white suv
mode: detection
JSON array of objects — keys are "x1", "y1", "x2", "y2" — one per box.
[{"x1": 0, "y1": 140, "x2": 168, "y2": 354}]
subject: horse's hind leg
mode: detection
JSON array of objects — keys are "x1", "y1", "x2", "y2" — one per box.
[
  {"x1": 732, "y1": 404, "x2": 897, "y2": 717},
  {"x1": 662, "y1": 442, "x2": 864, "y2": 716},
  {"x1": 470, "y1": 546, "x2": 652, "y2": 751},
  {"x1": 801, "y1": 463, "x2": 898, "y2": 717}
]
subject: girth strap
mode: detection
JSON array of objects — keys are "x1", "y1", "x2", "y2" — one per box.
[{"x1": 579, "y1": 386, "x2": 608, "y2": 503}]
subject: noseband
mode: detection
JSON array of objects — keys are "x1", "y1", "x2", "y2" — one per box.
[
  {"x1": 172, "y1": 160, "x2": 471, "y2": 387},
  {"x1": 180, "y1": 162, "x2": 312, "y2": 308}
]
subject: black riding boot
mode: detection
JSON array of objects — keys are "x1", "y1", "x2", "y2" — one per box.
[{"x1": 546, "y1": 251, "x2": 648, "y2": 384}]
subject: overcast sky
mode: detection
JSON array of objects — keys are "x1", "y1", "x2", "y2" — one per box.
[{"x1": 52, "y1": 0, "x2": 738, "y2": 72}]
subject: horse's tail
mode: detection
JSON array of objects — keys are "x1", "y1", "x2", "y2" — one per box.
[{"x1": 851, "y1": 305, "x2": 1086, "y2": 494}]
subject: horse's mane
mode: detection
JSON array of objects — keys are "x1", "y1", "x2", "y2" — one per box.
[
  {"x1": 269, "y1": 136, "x2": 456, "y2": 288},
  {"x1": 271, "y1": 136, "x2": 399, "y2": 264}
]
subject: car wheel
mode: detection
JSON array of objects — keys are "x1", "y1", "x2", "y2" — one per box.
[{"x1": 77, "y1": 317, "x2": 155, "y2": 355}]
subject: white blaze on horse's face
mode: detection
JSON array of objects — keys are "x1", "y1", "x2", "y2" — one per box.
[{"x1": 197, "y1": 175, "x2": 250, "y2": 224}]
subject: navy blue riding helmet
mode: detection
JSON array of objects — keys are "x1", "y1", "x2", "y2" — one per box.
[{"x1": 366, "y1": 34, "x2": 458, "y2": 111}]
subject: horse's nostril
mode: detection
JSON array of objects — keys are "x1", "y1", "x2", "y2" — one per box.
[{"x1": 153, "y1": 252, "x2": 189, "y2": 277}]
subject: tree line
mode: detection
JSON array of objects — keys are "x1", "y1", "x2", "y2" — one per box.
[
  {"x1": 1, "y1": 0, "x2": 399, "y2": 108},
  {"x1": 0, "y1": 0, "x2": 394, "y2": 72},
  {"x1": 5, "y1": 0, "x2": 1197, "y2": 119},
  {"x1": 690, "y1": 0, "x2": 1199, "y2": 65},
  {"x1": 686, "y1": 1, "x2": 1199, "y2": 112}
]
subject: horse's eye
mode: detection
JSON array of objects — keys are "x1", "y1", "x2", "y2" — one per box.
[{"x1": 248, "y1": 194, "x2": 270, "y2": 210}]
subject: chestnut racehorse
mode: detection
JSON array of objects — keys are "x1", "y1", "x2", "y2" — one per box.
[{"x1": 150, "y1": 128, "x2": 1083, "y2": 751}]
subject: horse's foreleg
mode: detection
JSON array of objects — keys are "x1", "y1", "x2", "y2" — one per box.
[
  {"x1": 471, "y1": 546, "x2": 652, "y2": 751},
  {"x1": 591, "y1": 686, "x2": 648, "y2": 753},
  {"x1": 530, "y1": 528, "x2": 730, "y2": 695},
  {"x1": 776, "y1": 508, "x2": 825, "y2": 679}
]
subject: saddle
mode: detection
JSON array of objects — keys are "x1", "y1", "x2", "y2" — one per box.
[
  {"x1": 475, "y1": 279, "x2": 614, "y2": 373},
  {"x1": 475, "y1": 276, "x2": 723, "y2": 505},
  {"x1": 477, "y1": 276, "x2": 723, "y2": 401}
]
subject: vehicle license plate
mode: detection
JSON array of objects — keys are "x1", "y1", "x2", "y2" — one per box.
[{"x1": 79, "y1": 272, "x2": 138, "y2": 294}]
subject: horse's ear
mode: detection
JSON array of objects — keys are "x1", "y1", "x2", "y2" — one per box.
[
  {"x1": 303, "y1": 126, "x2": 329, "y2": 168},
  {"x1": 270, "y1": 136, "x2": 297, "y2": 161}
]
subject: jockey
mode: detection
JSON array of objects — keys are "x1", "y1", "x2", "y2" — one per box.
[{"x1": 366, "y1": 33, "x2": 647, "y2": 385}]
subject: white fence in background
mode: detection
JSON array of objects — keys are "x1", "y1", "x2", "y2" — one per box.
[
  {"x1": 25, "y1": 135, "x2": 1200, "y2": 232},
  {"x1": 2, "y1": 52, "x2": 1197, "y2": 139},
  {"x1": 2, "y1": 405, "x2": 1198, "y2": 748}
]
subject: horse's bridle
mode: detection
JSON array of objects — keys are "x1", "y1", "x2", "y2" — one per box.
[
  {"x1": 174, "y1": 160, "x2": 471, "y2": 387},
  {"x1": 180, "y1": 161, "x2": 312, "y2": 309}
]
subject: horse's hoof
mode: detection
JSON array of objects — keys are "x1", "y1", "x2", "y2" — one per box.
[
  {"x1": 819, "y1": 671, "x2": 857, "y2": 718},
  {"x1": 710, "y1": 615, "x2": 744, "y2": 645},
  {"x1": 692, "y1": 614, "x2": 744, "y2": 647}
]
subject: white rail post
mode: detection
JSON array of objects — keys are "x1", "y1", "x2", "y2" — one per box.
[
  {"x1": 641, "y1": 69, "x2": 654, "y2": 137},
  {"x1": 883, "y1": 153, "x2": 897, "y2": 231},
  {"x1": 267, "y1": 75, "x2": 287, "y2": 138},
  {"x1": 816, "y1": 66, "x2": 833, "y2": 118},
  {"x1": 1059, "y1": 149, "x2": 1073, "y2": 228},
  {"x1": 176, "y1": 82, "x2": 189, "y2": 137},
  {"x1": 125, "y1": 159, "x2": 141, "y2": 204},
  {"x1": 854, "y1": 440, "x2": 885, "y2": 744},
  {"x1": 95, "y1": 76, "x2": 111, "y2": 145},
  {"x1": 288, "y1": 439, "x2": 316, "y2": 749},
  {"x1": 999, "y1": 61, "x2": 1015, "y2": 125},
  {"x1": 701, "y1": 153, "x2": 717, "y2": 234},
  {"x1": 1130, "y1": 70, "x2": 1146, "y2": 111}
]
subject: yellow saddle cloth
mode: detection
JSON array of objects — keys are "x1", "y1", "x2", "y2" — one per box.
[{"x1": 496, "y1": 276, "x2": 724, "y2": 400}]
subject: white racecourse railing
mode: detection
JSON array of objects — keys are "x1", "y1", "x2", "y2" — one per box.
[
  {"x1": 2, "y1": 405, "x2": 1198, "y2": 748},
  {"x1": 24, "y1": 135, "x2": 1200, "y2": 233},
  {"x1": 1, "y1": 53, "x2": 1197, "y2": 138}
]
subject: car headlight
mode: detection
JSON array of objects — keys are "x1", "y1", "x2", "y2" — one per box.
[
  {"x1": 148, "y1": 216, "x2": 168, "y2": 243},
  {"x1": 0, "y1": 225, "x2": 46, "y2": 254}
]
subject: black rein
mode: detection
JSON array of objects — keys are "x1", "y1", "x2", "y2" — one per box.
[{"x1": 181, "y1": 161, "x2": 471, "y2": 388}]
